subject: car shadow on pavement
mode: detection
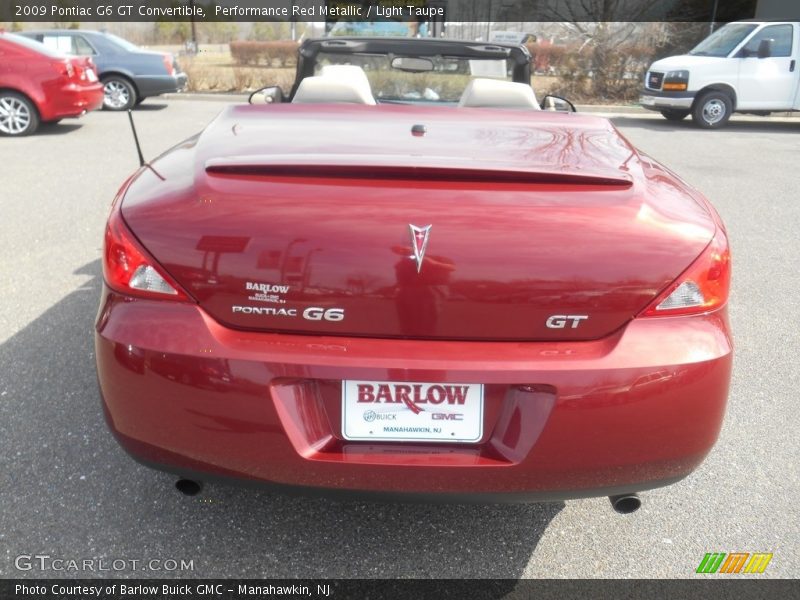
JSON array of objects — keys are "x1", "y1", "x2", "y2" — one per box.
[
  {"x1": 134, "y1": 103, "x2": 169, "y2": 111},
  {"x1": 33, "y1": 123, "x2": 84, "y2": 136},
  {"x1": 0, "y1": 259, "x2": 562, "y2": 580},
  {"x1": 610, "y1": 115, "x2": 800, "y2": 134}
]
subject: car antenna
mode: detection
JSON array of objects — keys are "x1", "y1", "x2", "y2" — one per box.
[{"x1": 127, "y1": 109, "x2": 146, "y2": 167}]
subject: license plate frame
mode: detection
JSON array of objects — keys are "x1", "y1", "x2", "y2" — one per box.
[{"x1": 341, "y1": 380, "x2": 484, "y2": 443}]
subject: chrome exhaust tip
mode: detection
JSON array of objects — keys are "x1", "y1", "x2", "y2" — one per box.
[
  {"x1": 609, "y1": 493, "x2": 641, "y2": 514},
  {"x1": 175, "y1": 478, "x2": 203, "y2": 496}
]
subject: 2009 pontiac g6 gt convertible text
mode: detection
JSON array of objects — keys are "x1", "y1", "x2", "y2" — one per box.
[{"x1": 95, "y1": 39, "x2": 731, "y2": 512}]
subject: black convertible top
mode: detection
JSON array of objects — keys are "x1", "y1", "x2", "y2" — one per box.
[{"x1": 290, "y1": 37, "x2": 532, "y2": 98}]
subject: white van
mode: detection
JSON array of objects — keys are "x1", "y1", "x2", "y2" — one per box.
[{"x1": 640, "y1": 21, "x2": 799, "y2": 128}]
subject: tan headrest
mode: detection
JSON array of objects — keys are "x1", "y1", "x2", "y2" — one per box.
[
  {"x1": 293, "y1": 75, "x2": 377, "y2": 105},
  {"x1": 320, "y1": 65, "x2": 372, "y2": 93},
  {"x1": 458, "y1": 78, "x2": 540, "y2": 109}
]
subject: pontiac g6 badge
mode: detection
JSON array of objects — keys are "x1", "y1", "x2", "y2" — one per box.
[{"x1": 408, "y1": 224, "x2": 432, "y2": 273}]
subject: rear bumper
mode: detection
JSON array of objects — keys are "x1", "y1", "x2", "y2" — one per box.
[
  {"x1": 39, "y1": 82, "x2": 104, "y2": 121},
  {"x1": 640, "y1": 89, "x2": 696, "y2": 111},
  {"x1": 95, "y1": 286, "x2": 732, "y2": 499},
  {"x1": 121, "y1": 443, "x2": 688, "y2": 503},
  {"x1": 135, "y1": 72, "x2": 188, "y2": 98}
]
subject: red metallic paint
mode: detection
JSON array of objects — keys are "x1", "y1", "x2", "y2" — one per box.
[
  {"x1": 96, "y1": 104, "x2": 733, "y2": 499},
  {"x1": 96, "y1": 286, "x2": 731, "y2": 496},
  {"x1": 121, "y1": 105, "x2": 717, "y2": 341},
  {"x1": 0, "y1": 33, "x2": 103, "y2": 123}
]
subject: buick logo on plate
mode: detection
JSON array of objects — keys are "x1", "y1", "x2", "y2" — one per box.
[{"x1": 408, "y1": 224, "x2": 432, "y2": 273}]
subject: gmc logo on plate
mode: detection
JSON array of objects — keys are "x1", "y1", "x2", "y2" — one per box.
[{"x1": 432, "y1": 413, "x2": 464, "y2": 421}]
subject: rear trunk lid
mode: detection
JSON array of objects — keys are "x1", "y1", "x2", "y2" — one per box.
[{"x1": 122, "y1": 105, "x2": 715, "y2": 341}]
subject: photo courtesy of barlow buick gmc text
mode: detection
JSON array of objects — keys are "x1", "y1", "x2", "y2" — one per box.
[{"x1": 0, "y1": 0, "x2": 798, "y2": 598}]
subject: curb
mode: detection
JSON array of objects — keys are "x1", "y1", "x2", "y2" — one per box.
[
  {"x1": 163, "y1": 93, "x2": 648, "y2": 111},
  {"x1": 163, "y1": 92, "x2": 248, "y2": 102},
  {"x1": 161, "y1": 93, "x2": 799, "y2": 120},
  {"x1": 576, "y1": 104, "x2": 645, "y2": 114}
]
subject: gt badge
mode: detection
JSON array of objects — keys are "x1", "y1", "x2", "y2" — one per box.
[{"x1": 408, "y1": 224, "x2": 432, "y2": 273}]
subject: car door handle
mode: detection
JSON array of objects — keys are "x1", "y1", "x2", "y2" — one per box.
[{"x1": 791, "y1": 60, "x2": 796, "y2": 72}]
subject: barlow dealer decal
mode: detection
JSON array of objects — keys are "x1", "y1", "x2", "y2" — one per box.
[{"x1": 342, "y1": 380, "x2": 483, "y2": 443}]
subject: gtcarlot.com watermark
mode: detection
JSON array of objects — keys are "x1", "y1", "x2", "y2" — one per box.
[{"x1": 14, "y1": 554, "x2": 194, "y2": 572}]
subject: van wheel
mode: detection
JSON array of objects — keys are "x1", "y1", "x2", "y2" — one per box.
[
  {"x1": 0, "y1": 92, "x2": 39, "y2": 136},
  {"x1": 660, "y1": 109, "x2": 689, "y2": 121},
  {"x1": 692, "y1": 91, "x2": 732, "y2": 129}
]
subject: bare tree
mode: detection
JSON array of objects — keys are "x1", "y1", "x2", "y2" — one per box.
[{"x1": 539, "y1": 0, "x2": 663, "y2": 98}]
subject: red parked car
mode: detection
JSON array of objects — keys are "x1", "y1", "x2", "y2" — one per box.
[
  {"x1": 96, "y1": 39, "x2": 732, "y2": 513},
  {"x1": 0, "y1": 32, "x2": 103, "y2": 136}
]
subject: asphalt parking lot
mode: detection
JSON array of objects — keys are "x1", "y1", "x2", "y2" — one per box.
[{"x1": 0, "y1": 100, "x2": 797, "y2": 579}]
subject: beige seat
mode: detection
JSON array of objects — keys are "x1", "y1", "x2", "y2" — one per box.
[
  {"x1": 292, "y1": 74, "x2": 377, "y2": 105},
  {"x1": 320, "y1": 65, "x2": 373, "y2": 97},
  {"x1": 458, "y1": 78, "x2": 540, "y2": 110}
]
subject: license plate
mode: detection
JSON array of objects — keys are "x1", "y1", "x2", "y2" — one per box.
[
  {"x1": 640, "y1": 95, "x2": 656, "y2": 106},
  {"x1": 86, "y1": 69, "x2": 98, "y2": 82},
  {"x1": 342, "y1": 380, "x2": 483, "y2": 443}
]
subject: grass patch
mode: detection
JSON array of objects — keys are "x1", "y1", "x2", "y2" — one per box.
[{"x1": 181, "y1": 50, "x2": 295, "y2": 92}]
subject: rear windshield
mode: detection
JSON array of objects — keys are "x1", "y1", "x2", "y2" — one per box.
[{"x1": 3, "y1": 33, "x2": 66, "y2": 58}]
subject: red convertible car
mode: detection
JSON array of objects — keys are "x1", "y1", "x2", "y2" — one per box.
[{"x1": 96, "y1": 39, "x2": 732, "y2": 513}]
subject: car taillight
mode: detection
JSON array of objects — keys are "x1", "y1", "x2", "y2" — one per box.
[
  {"x1": 103, "y1": 209, "x2": 190, "y2": 301},
  {"x1": 52, "y1": 60, "x2": 75, "y2": 79},
  {"x1": 641, "y1": 228, "x2": 730, "y2": 317},
  {"x1": 83, "y1": 58, "x2": 99, "y2": 81},
  {"x1": 162, "y1": 54, "x2": 175, "y2": 76}
]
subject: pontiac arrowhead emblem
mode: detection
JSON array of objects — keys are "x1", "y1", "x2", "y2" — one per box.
[{"x1": 408, "y1": 224, "x2": 432, "y2": 273}]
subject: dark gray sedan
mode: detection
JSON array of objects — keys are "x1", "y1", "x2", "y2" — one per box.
[{"x1": 21, "y1": 30, "x2": 188, "y2": 111}]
